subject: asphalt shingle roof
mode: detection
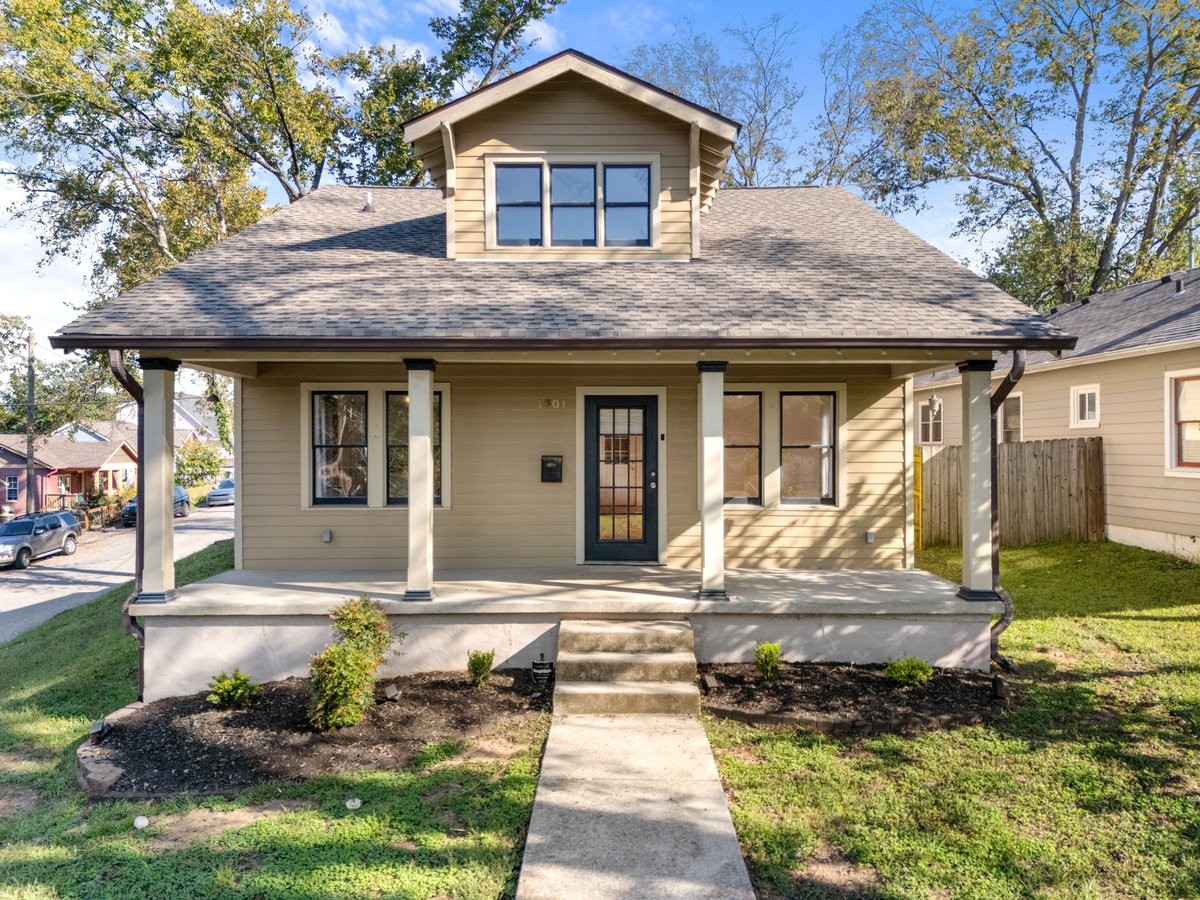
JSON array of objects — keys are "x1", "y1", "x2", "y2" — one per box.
[
  {"x1": 52, "y1": 185, "x2": 1072, "y2": 351},
  {"x1": 0, "y1": 435, "x2": 133, "y2": 470}
]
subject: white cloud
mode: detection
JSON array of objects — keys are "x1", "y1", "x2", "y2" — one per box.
[
  {"x1": 526, "y1": 18, "x2": 564, "y2": 54},
  {"x1": 0, "y1": 170, "x2": 94, "y2": 361}
]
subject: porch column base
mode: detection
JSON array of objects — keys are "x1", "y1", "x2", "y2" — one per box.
[
  {"x1": 695, "y1": 588, "x2": 730, "y2": 601},
  {"x1": 136, "y1": 589, "x2": 179, "y2": 604},
  {"x1": 403, "y1": 589, "x2": 436, "y2": 602},
  {"x1": 956, "y1": 586, "x2": 1000, "y2": 603}
]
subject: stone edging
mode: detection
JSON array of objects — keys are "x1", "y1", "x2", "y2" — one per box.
[
  {"x1": 702, "y1": 702, "x2": 995, "y2": 736},
  {"x1": 76, "y1": 701, "x2": 145, "y2": 800}
]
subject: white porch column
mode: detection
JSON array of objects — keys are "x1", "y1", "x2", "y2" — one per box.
[
  {"x1": 139, "y1": 357, "x2": 179, "y2": 602},
  {"x1": 698, "y1": 361, "x2": 729, "y2": 600},
  {"x1": 958, "y1": 359, "x2": 998, "y2": 601},
  {"x1": 404, "y1": 359, "x2": 437, "y2": 601}
]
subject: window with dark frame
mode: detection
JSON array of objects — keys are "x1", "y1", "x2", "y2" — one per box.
[
  {"x1": 781, "y1": 392, "x2": 836, "y2": 504},
  {"x1": 312, "y1": 392, "x2": 368, "y2": 504},
  {"x1": 1175, "y1": 376, "x2": 1200, "y2": 468},
  {"x1": 919, "y1": 401, "x2": 942, "y2": 444},
  {"x1": 603, "y1": 164, "x2": 651, "y2": 247},
  {"x1": 496, "y1": 164, "x2": 543, "y2": 246},
  {"x1": 386, "y1": 391, "x2": 444, "y2": 504},
  {"x1": 723, "y1": 393, "x2": 761, "y2": 503},
  {"x1": 550, "y1": 165, "x2": 596, "y2": 246}
]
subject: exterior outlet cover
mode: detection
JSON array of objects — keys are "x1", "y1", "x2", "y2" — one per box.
[
  {"x1": 865, "y1": 531, "x2": 875, "y2": 543},
  {"x1": 321, "y1": 530, "x2": 333, "y2": 543}
]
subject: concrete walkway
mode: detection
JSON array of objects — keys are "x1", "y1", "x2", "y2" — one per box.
[{"x1": 516, "y1": 715, "x2": 754, "y2": 899}]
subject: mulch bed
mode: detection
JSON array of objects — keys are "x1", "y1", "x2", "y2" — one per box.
[
  {"x1": 700, "y1": 662, "x2": 1008, "y2": 734},
  {"x1": 100, "y1": 670, "x2": 549, "y2": 796}
]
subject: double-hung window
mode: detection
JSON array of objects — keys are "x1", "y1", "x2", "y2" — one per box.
[
  {"x1": 918, "y1": 400, "x2": 942, "y2": 444},
  {"x1": 489, "y1": 159, "x2": 655, "y2": 249},
  {"x1": 386, "y1": 391, "x2": 444, "y2": 504},
  {"x1": 780, "y1": 393, "x2": 836, "y2": 504},
  {"x1": 1171, "y1": 375, "x2": 1200, "y2": 470},
  {"x1": 312, "y1": 392, "x2": 369, "y2": 504},
  {"x1": 5, "y1": 475, "x2": 17, "y2": 502},
  {"x1": 1070, "y1": 385, "x2": 1099, "y2": 428},
  {"x1": 1002, "y1": 395, "x2": 1023, "y2": 443},
  {"x1": 723, "y1": 393, "x2": 762, "y2": 503}
]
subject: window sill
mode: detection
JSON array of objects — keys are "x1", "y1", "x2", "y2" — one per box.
[
  {"x1": 1069, "y1": 421, "x2": 1101, "y2": 429},
  {"x1": 1164, "y1": 467, "x2": 1200, "y2": 479}
]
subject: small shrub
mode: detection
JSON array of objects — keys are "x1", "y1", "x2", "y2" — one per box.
[
  {"x1": 206, "y1": 669, "x2": 259, "y2": 708},
  {"x1": 755, "y1": 641, "x2": 782, "y2": 681},
  {"x1": 468, "y1": 649, "x2": 495, "y2": 687},
  {"x1": 308, "y1": 596, "x2": 403, "y2": 731},
  {"x1": 884, "y1": 657, "x2": 934, "y2": 686}
]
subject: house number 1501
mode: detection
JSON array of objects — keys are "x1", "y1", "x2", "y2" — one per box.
[{"x1": 538, "y1": 399, "x2": 569, "y2": 409}]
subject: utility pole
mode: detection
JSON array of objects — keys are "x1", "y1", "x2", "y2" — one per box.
[{"x1": 25, "y1": 330, "x2": 35, "y2": 514}]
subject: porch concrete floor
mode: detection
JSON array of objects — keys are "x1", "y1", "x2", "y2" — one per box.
[{"x1": 132, "y1": 566, "x2": 1002, "y2": 617}]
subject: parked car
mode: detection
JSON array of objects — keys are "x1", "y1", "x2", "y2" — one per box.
[
  {"x1": 122, "y1": 486, "x2": 190, "y2": 527},
  {"x1": 0, "y1": 511, "x2": 82, "y2": 569},
  {"x1": 206, "y1": 479, "x2": 235, "y2": 506}
]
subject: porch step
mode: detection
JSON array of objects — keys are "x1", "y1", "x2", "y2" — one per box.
[
  {"x1": 554, "y1": 619, "x2": 699, "y2": 716},
  {"x1": 558, "y1": 619, "x2": 695, "y2": 653},
  {"x1": 553, "y1": 681, "x2": 700, "y2": 716},
  {"x1": 556, "y1": 650, "x2": 698, "y2": 683}
]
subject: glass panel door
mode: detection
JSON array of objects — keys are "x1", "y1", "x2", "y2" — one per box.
[{"x1": 584, "y1": 396, "x2": 658, "y2": 561}]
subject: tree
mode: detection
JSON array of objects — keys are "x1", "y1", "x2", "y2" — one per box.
[
  {"x1": 431, "y1": 0, "x2": 566, "y2": 92},
  {"x1": 625, "y1": 15, "x2": 806, "y2": 187},
  {"x1": 175, "y1": 437, "x2": 224, "y2": 487},
  {"x1": 830, "y1": 0, "x2": 1200, "y2": 306},
  {"x1": 0, "y1": 354, "x2": 119, "y2": 434}
]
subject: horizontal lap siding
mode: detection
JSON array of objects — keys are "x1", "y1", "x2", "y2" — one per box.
[
  {"x1": 914, "y1": 347, "x2": 1200, "y2": 540},
  {"x1": 452, "y1": 72, "x2": 692, "y2": 260},
  {"x1": 241, "y1": 365, "x2": 907, "y2": 571}
]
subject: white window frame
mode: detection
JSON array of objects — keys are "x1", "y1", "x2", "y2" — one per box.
[
  {"x1": 1001, "y1": 392, "x2": 1023, "y2": 443},
  {"x1": 484, "y1": 154, "x2": 661, "y2": 252},
  {"x1": 918, "y1": 399, "x2": 943, "y2": 445},
  {"x1": 57, "y1": 474, "x2": 72, "y2": 495},
  {"x1": 300, "y1": 381, "x2": 452, "y2": 509},
  {"x1": 1069, "y1": 384, "x2": 1100, "y2": 428},
  {"x1": 1165, "y1": 366, "x2": 1200, "y2": 478},
  {"x1": 4, "y1": 475, "x2": 18, "y2": 502}
]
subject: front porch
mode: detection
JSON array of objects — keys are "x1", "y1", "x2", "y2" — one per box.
[{"x1": 132, "y1": 566, "x2": 1001, "y2": 701}]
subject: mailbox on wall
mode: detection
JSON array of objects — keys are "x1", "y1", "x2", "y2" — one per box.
[{"x1": 541, "y1": 455, "x2": 563, "y2": 483}]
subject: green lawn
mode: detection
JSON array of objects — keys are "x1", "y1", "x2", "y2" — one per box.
[
  {"x1": 709, "y1": 541, "x2": 1200, "y2": 899},
  {"x1": 0, "y1": 540, "x2": 545, "y2": 899}
]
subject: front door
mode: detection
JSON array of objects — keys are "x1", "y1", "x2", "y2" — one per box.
[{"x1": 584, "y1": 395, "x2": 659, "y2": 562}]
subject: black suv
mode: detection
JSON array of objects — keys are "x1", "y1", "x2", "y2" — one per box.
[
  {"x1": 121, "y1": 486, "x2": 191, "y2": 527},
  {"x1": 0, "y1": 511, "x2": 83, "y2": 569}
]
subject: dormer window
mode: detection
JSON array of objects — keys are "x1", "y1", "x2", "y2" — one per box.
[{"x1": 485, "y1": 156, "x2": 659, "y2": 251}]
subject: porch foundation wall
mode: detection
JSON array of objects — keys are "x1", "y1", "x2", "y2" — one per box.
[{"x1": 139, "y1": 611, "x2": 993, "y2": 703}]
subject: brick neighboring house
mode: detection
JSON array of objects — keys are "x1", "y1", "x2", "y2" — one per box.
[{"x1": 0, "y1": 433, "x2": 138, "y2": 514}]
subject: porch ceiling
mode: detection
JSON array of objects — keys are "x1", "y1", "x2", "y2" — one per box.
[{"x1": 132, "y1": 566, "x2": 1001, "y2": 618}]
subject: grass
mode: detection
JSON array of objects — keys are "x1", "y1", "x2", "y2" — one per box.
[
  {"x1": 0, "y1": 539, "x2": 546, "y2": 899},
  {"x1": 709, "y1": 541, "x2": 1200, "y2": 899}
]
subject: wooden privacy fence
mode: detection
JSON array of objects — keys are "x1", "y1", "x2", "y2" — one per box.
[{"x1": 919, "y1": 437, "x2": 1104, "y2": 547}]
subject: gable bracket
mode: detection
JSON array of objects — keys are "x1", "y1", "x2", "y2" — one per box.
[
  {"x1": 689, "y1": 121, "x2": 701, "y2": 259},
  {"x1": 439, "y1": 122, "x2": 456, "y2": 260}
]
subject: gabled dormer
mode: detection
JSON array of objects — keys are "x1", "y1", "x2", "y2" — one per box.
[{"x1": 403, "y1": 50, "x2": 740, "y2": 261}]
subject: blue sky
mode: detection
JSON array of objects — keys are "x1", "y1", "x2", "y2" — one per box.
[{"x1": 2, "y1": 0, "x2": 980, "y2": 360}]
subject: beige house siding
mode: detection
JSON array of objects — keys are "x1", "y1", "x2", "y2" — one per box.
[
  {"x1": 240, "y1": 363, "x2": 907, "y2": 571},
  {"x1": 913, "y1": 346, "x2": 1200, "y2": 553},
  {"x1": 451, "y1": 72, "x2": 692, "y2": 260}
]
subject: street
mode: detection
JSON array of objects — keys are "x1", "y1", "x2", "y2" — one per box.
[{"x1": 0, "y1": 506, "x2": 234, "y2": 644}]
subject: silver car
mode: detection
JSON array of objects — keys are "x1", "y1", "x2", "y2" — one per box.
[
  {"x1": 0, "y1": 512, "x2": 82, "y2": 569},
  {"x1": 207, "y1": 479, "x2": 235, "y2": 506}
]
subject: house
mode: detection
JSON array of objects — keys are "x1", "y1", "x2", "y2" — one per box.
[
  {"x1": 49, "y1": 50, "x2": 1072, "y2": 702},
  {"x1": 913, "y1": 267, "x2": 1200, "y2": 561},
  {"x1": 0, "y1": 433, "x2": 138, "y2": 513}
]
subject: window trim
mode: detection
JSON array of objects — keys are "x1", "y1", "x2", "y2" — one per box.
[
  {"x1": 4, "y1": 475, "x2": 17, "y2": 503},
  {"x1": 484, "y1": 154, "x2": 661, "y2": 252},
  {"x1": 780, "y1": 391, "x2": 837, "y2": 505},
  {"x1": 917, "y1": 399, "x2": 943, "y2": 445},
  {"x1": 722, "y1": 392, "x2": 763, "y2": 505},
  {"x1": 1165, "y1": 368, "x2": 1200, "y2": 477},
  {"x1": 300, "y1": 382, "x2": 452, "y2": 510},
  {"x1": 1069, "y1": 384, "x2": 1100, "y2": 428}
]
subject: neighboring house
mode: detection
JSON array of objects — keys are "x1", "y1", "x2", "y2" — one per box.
[
  {"x1": 115, "y1": 393, "x2": 221, "y2": 445},
  {"x1": 913, "y1": 268, "x2": 1200, "y2": 561},
  {"x1": 0, "y1": 433, "x2": 138, "y2": 511},
  {"x1": 50, "y1": 50, "x2": 1072, "y2": 701}
]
